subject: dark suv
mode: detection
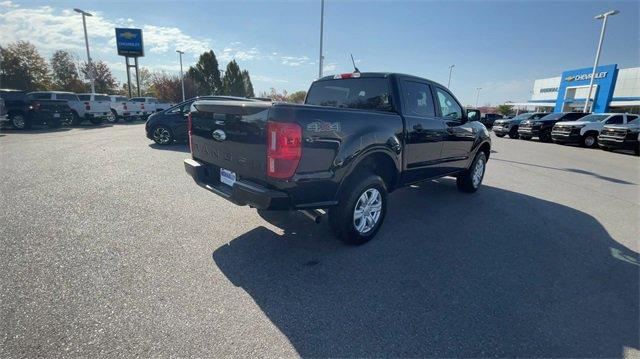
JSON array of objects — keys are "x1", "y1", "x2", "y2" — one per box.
[
  {"x1": 0, "y1": 89, "x2": 31, "y2": 129},
  {"x1": 518, "y1": 112, "x2": 587, "y2": 142},
  {"x1": 480, "y1": 113, "x2": 503, "y2": 128},
  {"x1": 493, "y1": 112, "x2": 548, "y2": 139}
]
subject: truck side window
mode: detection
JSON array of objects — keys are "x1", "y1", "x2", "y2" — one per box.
[
  {"x1": 606, "y1": 115, "x2": 623, "y2": 124},
  {"x1": 401, "y1": 81, "x2": 435, "y2": 117},
  {"x1": 434, "y1": 87, "x2": 462, "y2": 120}
]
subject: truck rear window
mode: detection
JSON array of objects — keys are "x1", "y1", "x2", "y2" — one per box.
[
  {"x1": 306, "y1": 78, "x2": 393, "y2": 112},
  {"x1": 95, "y1": 95, "x2": 110, "y2": 101}
]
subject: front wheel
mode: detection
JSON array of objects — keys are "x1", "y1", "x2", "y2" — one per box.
[
  {"x1": 457, "y1": 151, "x2": 487, "y2": 193},
  {"x1": 329, "y1": 174, "x2": 387, "y2": 245},
  {"x1": 152, "y1": 125, "x2": 174, "y2": 145},
  {"x1": 508, "y1": 127, "x2": 519, "y2": 139},
  {"x1": 582, "y1": 133, "x2": 597, "y2": 148},
  {"x1": 11, "y1": 114, "x2": 30, "y2": 130},
  {"x1": 539, "y1": 129, "x2": 552, "y2": 142},
  {"x1": 107, "y1": 110, "x2": 118, "y2": 124},
  {"x1": 495, "y1": 133, "x2": 505, "y2": 138}
]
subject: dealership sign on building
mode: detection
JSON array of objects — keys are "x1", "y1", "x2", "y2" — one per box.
[{"x1": 115, "y1": 28, "x2": 144, "y2": 57}]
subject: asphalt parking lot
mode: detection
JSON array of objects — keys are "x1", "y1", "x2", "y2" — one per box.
[{"x1": 1, "y1": 123, "x2": 638, "y2": 357}]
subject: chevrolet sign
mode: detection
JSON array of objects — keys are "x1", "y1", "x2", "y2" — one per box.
[
  {"x1": 564, "y1": 72, "x2": 607, "y2": 82},
  {"x1": 115, "y1": 28, "x2": 144, "y2": 57}
]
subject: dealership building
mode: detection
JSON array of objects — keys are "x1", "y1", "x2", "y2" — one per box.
[{"x1": 507, "y1": 64, "x2": 640, "y2": 114}]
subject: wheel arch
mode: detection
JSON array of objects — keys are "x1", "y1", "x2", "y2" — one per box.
[{"x1": 338, "y1": 149, "x2": 400, "y2": 197}]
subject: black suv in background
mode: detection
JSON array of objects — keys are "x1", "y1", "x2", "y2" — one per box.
[
  {"x1": 0, "y1": 89, "x2": 31, "y2": 129},
  {"x1": 0, "y1": 89, "x2": 74, "y2": 129},
  {"x1": 598, "y1": 117, "x2": 640, "y2": 155},
  {"x1": 480, "y1": 113, "x2": 503, "y2": 128},
  {"x1": 518, "y1": 112, "x2": 587, "y2": 142},
  {"x1": 146, "y1": 96, "x2": 264, "y2": 145},
  {"x1": 493, "y1": 112, "x2": 549, "y2": 139}
]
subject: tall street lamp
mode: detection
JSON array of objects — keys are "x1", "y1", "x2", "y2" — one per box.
[
  {"x1": 176, "y1": 50, "x2": 185, "y2": 102},
  {"x1": 475, "y1": 87, "x2": 482, "y2": 107},
  {"x1": 74, "y1": 8, "x2": 95, "y2": 93},
  {"x1": 318, "y1": 0, "x2": 325, "y2": 78},
  {"x1": 583, "y1": 9, "x2": 619, "y2": 113},
  {"x1": 447, "y1": 64, "x2": 455, "y2": 89}
]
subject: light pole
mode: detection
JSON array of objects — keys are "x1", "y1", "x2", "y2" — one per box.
[
  {"x1": 475, "y1": 87, "x2": 482, "y2": 107},
  {"x1": 583, "y1": 9, "x2": 619, "y2": 113},
  {"x1": 176, "y1": 50, "x2": 185, "y2": 102},
  {"x1": 74, "y1": 8, "x2": 95, "y2": 93},
  {"x1": 318, "y1": 0, "x2": 324, "y2": 78},
  {"x1": 447, "y1": 64, "x2": 455, "y2": 88}
]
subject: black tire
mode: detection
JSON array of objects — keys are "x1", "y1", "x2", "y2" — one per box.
[
  {"x1": 11, "y1": 113, "x2": 30, "y2": 130},
  {"x1": 151, "y1": 125, "x2": 174, "y2": 145},
  {"x1": 89, "y1": 117, "x2": 104, "y2": 125},
  {"x1": 581, "y1": 132, "x2": 598, "y2": 148},
  {"x1": 456, "y1": 151, "x2": 487, "y2": 193},
  {"x1": 107, "y1": 110, "x2": 118, "y2": 124},
  {"x1": 539, "y1": 129, "x2": 552, "y2": 142},
  {"x1": 70, "y1": 111, "x2": 82, "y2": 126},
  {"x1": 495, "y1": 133, "x2": 505, "y2": 137},
  {"x1": 508, "y1": 127, "x2": 519, "y2": 139},
  {"x1": 635, "y1": 144, "x2": 639, "y2": 156},
  {"x1": 47, "y1": 118, "x2": 61, "y2": 129},
  {"x1": 328, "y1": 174, "x2": 388, "y2": 245}
]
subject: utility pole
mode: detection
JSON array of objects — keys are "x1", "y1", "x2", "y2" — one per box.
[
  {"x1": 475, "y1": 87, "x2": 482, "y2": 107},
  {"x1": 583, "y1": 9, "x2": 619, "y2": 113},
  {"x1": 74, "y1": 8, "x2": 95, "y2": 93},
  {"x1": 318, "y1": 0, "x2": 325, "y2": 78},
  {"x1": 176, "y1": 50, "x2": 185, "y2": 102},
  {"x1": 447, "y1": 64, "x2": 455, "y2": 89}
]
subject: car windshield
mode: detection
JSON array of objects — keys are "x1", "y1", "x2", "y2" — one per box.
[
  {"x1": 628, "y1": 118, "x2": 639, "y2": 125},
  {"x1": 95, "y1": 95, "x2": 110, "y2": 101},
  {"x1": 78, "y1": 95, "x2": 90, "y2": 101},
  {"x1": 540, "y1": 113, "x2": 564, "y2": 121},
  {"x1": 306, "y1": 77, "x2": 393, "y2": 112},
  {"x1": 578, "y1": 114, "x2": 609, "y2": 123},
  {"x1": 513, "y1": 113, "x2": 532, "y2": 120}
]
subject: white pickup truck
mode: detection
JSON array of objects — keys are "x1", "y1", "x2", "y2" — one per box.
[
  {"x1": 29, "y1": 91, "x2": 109, "y2": 125},
  {"x1": 552, "y1": 113, "x2": 639, "y2": 148},
  {"x1": 108, "y1": 95, "x2": 144, "y2": 123},
  {"x1": 77, "y1": 93, "x2": 113, "y2": 123},
  {"x1": 129, "y1": 97, "x2": 171, "y2": 119}
]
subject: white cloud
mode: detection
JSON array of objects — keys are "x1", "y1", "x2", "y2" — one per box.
[
  {"x1": 0, "y1": 1, "x2": 18, "y2": 8},
  {"x1": 218, "y1": 46, "x2": 261, "y2": 62},
  {"x1": 323, "y1": 62, "x2": 337, "y2": 72},
  {"x1": 252, "y1": 75, "x2": 289, "y2": 83},
  {"x1": 281, "y1": 55, "x2": 311, "y2": 66},
  {"x1": 143, "y1": 25, "x2": 212, "y2": 55}
]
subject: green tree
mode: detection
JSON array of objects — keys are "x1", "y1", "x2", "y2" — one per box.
[
  {"x1": 241, "y1": 70, "x2": 255, "y2": 98},
  {"x1": 288, "y1": 90, "x2": 307, "y2": 103},
  {"x1": 0, "y1": 41, "x2": 52, "y2": 91},
  {"x1": 187, "y1": 50, "x2": 222, "y2": 95},
  {"x1": 80, "y1": 60, "x2": 117, "y2": 93},
  {"x1": 222, "y1": 60, "x2": 245, "y2": 97},
  {"x1": 50, "y1": 50, "x2": 86, "y2": 92},
  {"x1": 496, "y1": 104, "x2": 514, "y2": 116},
  {"x1": 258, "y1": 87, "x2": 288, "y2": 102}
]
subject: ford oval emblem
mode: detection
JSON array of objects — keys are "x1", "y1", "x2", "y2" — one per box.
[{"x1": 212, "y1": 129, "x2": 226, "y2": 141}]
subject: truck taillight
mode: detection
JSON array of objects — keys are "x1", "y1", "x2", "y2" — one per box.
[
  {"x1": 187, "y1": 112, "x2": 193, "y2": 153},
  {"x1": 123, "y1": 103, "x2": 128, "y2": 110},
  {"x1": 84, "y1": 101, "x2": 90, "y2": 110},
  {"x1": 141, "y1": 103, "x2": 145, "y2": 110},
  {"x1": 266, "y1": 121, "x2": 301, "y2": 179}
]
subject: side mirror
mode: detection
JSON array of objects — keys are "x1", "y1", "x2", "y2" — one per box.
[{"x1": 466, "y1": 109, "x2": 481, "y2": 123}]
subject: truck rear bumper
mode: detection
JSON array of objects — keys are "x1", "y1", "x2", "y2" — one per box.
[{"x1": 184, "y1": 158, "x2": 290, "y2": 210}]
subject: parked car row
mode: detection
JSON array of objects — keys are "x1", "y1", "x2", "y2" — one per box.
[
  {"x1": 0, "y1": 88, "x2": 171, "y2": 130},
  {"x1": 492, "y1": 111, "x2": 639, "y2": 155}
]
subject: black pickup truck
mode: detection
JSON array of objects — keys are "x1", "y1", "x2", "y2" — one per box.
[{"x1": 184, "y1": 72, "x2": 490, "y2": 244}]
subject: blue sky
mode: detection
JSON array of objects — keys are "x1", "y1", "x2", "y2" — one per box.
[{"x1": 1, "y1": 0, "x2": 638, "y2": 105}]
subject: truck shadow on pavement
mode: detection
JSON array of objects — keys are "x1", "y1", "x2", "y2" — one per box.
[{"x1": 212, "y1": 179, "x2": 639, "y2": 357}]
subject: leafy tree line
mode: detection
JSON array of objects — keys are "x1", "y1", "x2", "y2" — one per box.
[{"x1": 0, "y1": 41, "x2": 264, "y2": 102}]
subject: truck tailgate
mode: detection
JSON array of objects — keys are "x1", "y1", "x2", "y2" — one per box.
[
  {"x1": 88, "y1": 100, "x2": 111, "y2": 115},
  {"x1": 190, "y1": 100, "x2": 272, "y2": 182}
]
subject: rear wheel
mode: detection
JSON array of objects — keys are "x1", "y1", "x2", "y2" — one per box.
[
  {"x1": 107, "y1": 110, "x2": 118, "y2": 124},
  {"x1": 152, "y1": 125, "x2": 174, "y2": 145},
  {"x1": 329, "y1": 174, "x2": 387, "y2": 245},
  {"x1": 495, "y1": 133, "x2": 505, "y2": 137},
  {"x1": 457, "y1": 151, "x2": 487, "y2": 193},
  {"x1": 11, "y1": 114, "x2": 30, "y2": 130},
  {"x1": 582, "y1": 133, "x2": 597, "y2": 148},
  {"x1": 70, "y1": 111, "x2": 82, "y2": 126},
  {"x1": 508, "y1": 127, "x2": 519, "y2": 139}
]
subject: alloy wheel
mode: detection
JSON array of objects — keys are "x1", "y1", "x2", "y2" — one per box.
[
  {"x1": 353, "y1": 188, "x2": 382, "y2": 234},
  {"x1": 153, "y1": 127, "x2": 171, "y2": 145},
  {"x1": 472, "y1": 156, "x2": 486, "y2": 188}
]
